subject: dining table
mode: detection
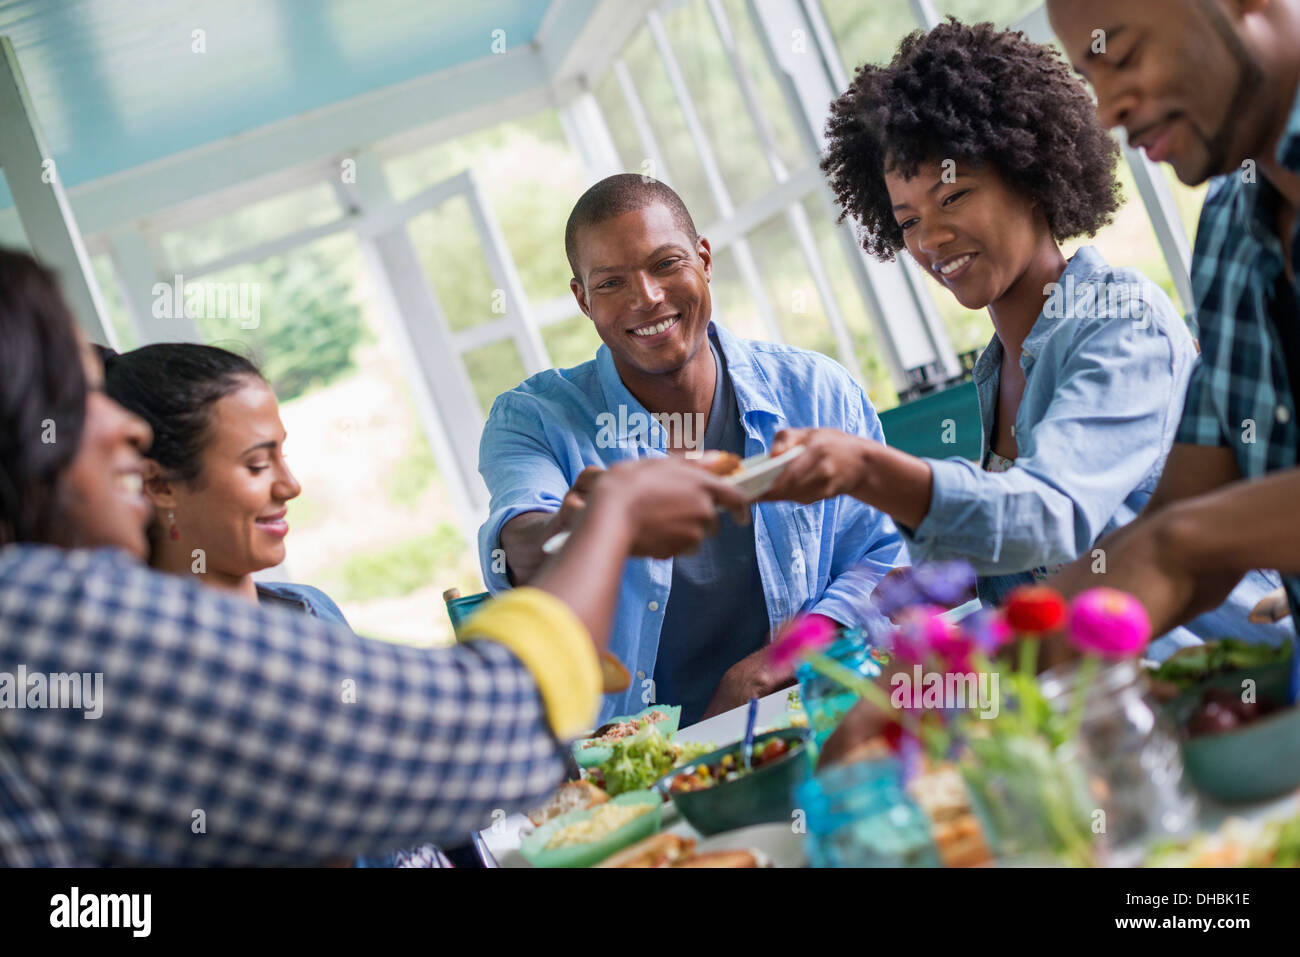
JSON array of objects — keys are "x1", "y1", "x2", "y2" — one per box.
[{"x1": 477, "y1": 688, "x2": 1300, "y2": 868}]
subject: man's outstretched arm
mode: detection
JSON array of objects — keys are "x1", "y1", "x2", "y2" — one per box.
[{"x1": 1045, "y1": 443, "x2": 1257, "y2": 636}]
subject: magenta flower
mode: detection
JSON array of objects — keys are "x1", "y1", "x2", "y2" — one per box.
[
  {"x1": 1067, "y1": 588, "x2": 1152, "y2": 659},
  {"x1": 890, "y1": 605, "x2": 943, "y2": 666},
  {"x1": 924, "y1": 613, "x2": 976, "y2": 675},
  {"x1": 767, "y1": 614, "x2": 838, "y2": 670}
]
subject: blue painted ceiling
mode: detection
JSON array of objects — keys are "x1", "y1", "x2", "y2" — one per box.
[{"x1": 0, "y1": 0, "x2": 561, "y2": 195}]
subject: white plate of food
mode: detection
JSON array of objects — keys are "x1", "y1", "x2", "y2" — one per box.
[
  {"x1": 714, "y1": 445, "x2": 806, "y2": 499},
  {"x1": 540, "y1": 446, "x2": 805, "y2": 556}
]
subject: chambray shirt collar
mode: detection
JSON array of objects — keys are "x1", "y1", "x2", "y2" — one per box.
[
  {"x1": 593, "y1": 320, "x2": 785, "y2": 448},
  {"x1": 969, "y1": 246, "x2": 1106, "y2": 451},
  {"x1": 1021, "y1": 246, "x2": 1107, "y2": 366}
]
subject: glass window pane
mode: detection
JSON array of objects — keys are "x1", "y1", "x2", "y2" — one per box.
[
  {"x1": 190, "y1": 233, "x2": 373, "y2": 402},
  {"x1": 594, "y1": 69, "x2": 648, "y2": 173},
  {"x1": 159, "y1": 182, "x2": 341, "y2": 270},
  {"x1": 800, "y1": 195, "x2": 899, "y2": 410},
  {"x1": 1062, "y1": 154, "x2": 1185, "y2": 312},
  {"x1": 406, "y1": 196, "x2": 498, "y2": 332},
  {"x1": 463, "y1": 338, "x2": 528, "y2": 417},
  {"x1": 620, "y1": 26, "x2": 720, "y2": 224},
  {"x1": 541, "y1": 312, "x2": 604, "y2": 370},
  {"x1": 709, "y1": 245, "x2": 769, "y2": 342},
  {"x1": 744, "y1": 212, "x2": 840, "y2": 361},
  {"x1": 661, "y1": 0, "x2": 775, "y2": 209},
  {"x1": 932, "y1": 0, "x2": 1042, "y2": 26},
  {"x1": 91, "y1": 253, "x2": 137, "y2": 350},
  {"x1": 384, "y1": 110, "x2": 587, "y2": 308},
  {"x1": 722, "y1": 0, "x2": 807, "y2": 175},
  {"x1": 819, "y1": 0, "x2": 920, "y2": 73},
  {"x1": 1164, "y1": 165, "x2": 1210, "y2": 248}
]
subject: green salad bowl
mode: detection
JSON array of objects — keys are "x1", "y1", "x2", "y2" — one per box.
[
  {"x1": 519, "y1": 790, "x2": 663, "y2": 868},
  {"x1": 573, "y1": 704, "x2": 682, "y2": 769},
  {"x1": 653, "y1": 728, "x2": 811, "y2": 836},
  {"x1": 1164, "y1": 660, "x2": 1300, "y2": 803}
]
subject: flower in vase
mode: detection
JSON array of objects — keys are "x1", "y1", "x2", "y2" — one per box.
[
  {"x1": 1067, "y1": 588, "x2": 1151, "y2": 659},
  {"x1": 890, "y1": 605, "x2": 942, "y2": 665},
  {"x1": 1004, "y1": 585, "x2": 1069, "y2": 634},
  {"x1": 912, "y1": 560, "x2": 977, "y2": 608},
  {"x1": 873, "y1": 569, "x2": 920, "y2": 618},
  {"x1": 767, "y1": 614, "x2": 838, "y2": 670},
  {"x1": 924, "y1": 614, "x2": 976, "y2": 675},
  {"x1": 964, "y1": 608, "x2": 1013, "y2": 655}
]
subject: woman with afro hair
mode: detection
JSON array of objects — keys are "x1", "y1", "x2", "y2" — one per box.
[{"x1": 761, "y1": 19, "x2": 1289, "y2": 660}]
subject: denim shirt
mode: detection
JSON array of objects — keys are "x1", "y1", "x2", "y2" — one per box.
[
  {"x1": 901, "y1": 247, "x2": 1291, "y2": 659},
  {"x1": 256, "y1": 581, "x2": 350, "y2": 627},
  {"x1": 478, "y1": 321, "x2": 903, "y2": 721}
]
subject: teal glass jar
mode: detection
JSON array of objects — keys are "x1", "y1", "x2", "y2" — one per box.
[
  {"x1": 797, "y1": 758, "x2": 940, "y2": 868},
  {"x1": 795, "y1": 630, "x2": 882, "y2": 755}
]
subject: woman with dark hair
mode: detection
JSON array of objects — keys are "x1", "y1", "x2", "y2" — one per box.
[
  {"x1": 761, "y1": 20, "x2": 1289, "y2": 659},
  {"x1": 0, "y1": 247, "x2": 746, "y2": 865},
  {"x1": 102, "y1": 343, "x2": 345, "y2": 623}
]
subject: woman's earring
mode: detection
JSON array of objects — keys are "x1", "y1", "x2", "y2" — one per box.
[{"x1": 168, "y1": 510, "x2": 179, "y2": 541}]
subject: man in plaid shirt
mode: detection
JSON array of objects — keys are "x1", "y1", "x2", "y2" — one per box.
[{"x1": 1045, "y1": 2, "x2": 1300, "y2": 681}]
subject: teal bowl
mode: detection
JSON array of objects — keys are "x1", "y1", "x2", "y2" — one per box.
[
  {"x1": 1166, "y1": 661, "x2": 1300, "y2": 803},
  {"x1": 654, "y1": 728, "x2": 811, "y2": 836}
]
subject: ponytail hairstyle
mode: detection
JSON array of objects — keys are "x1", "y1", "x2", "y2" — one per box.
[{"x1": 102, "y1": 343, "x2": 263, "y2": 486}]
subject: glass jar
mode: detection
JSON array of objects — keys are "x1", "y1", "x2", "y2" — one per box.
[
  {"x1": 795, "y1": 631, "x2": 882, "y2": 755},
  {"x1": 960, "y1": 735, "x2": 1095, "y2": 866},
  {"x1": 1037, "y1": 658, "x2": 1198, "y2": 863},
  {"x1": 796, "y1": 758, "x2": 940, "y2": 868}
]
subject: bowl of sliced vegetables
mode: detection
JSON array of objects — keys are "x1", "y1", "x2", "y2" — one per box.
[
  {"x1": 519, "y1": 790, "x2": 663, "y2": 868},
  {"x1": 655, "y1": 728, "x2": 811, "y2": 836}
]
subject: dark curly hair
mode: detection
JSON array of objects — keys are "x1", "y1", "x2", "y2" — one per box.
[{"x1": 821, "y1": 18, "x2": 1122, "y2": 262}]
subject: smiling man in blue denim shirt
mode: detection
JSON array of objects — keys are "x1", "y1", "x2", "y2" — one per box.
[{"x1": 478, "y1": 175, "x2": 902, "y2": 724}]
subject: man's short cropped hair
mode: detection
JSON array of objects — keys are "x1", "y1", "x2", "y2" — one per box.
[{"x1": 564, "y1": 173, "x2": 699, "y2": 281}]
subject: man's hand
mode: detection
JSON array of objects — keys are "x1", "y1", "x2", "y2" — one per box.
[
  {"x1": 700, "y1": 646, "x2": 796, "y2": 719},
  {"x1": 534, "y1": 458, "x2": 749, "y2": 653},
  {"x1": 499, "y1": 466, "x2": 605, "y2": 585},
  {"x1": 586, "y1": 457, "x2": 750, "y2": 559},
  {"x1": 555, "y1": 465, "x2": 604, "y2": 530},
  {"x1": 1250, "y1": 587, "x2": 1291, "y2": 624}
]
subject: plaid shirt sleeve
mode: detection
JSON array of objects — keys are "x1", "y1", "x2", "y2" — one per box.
[
  {"x1": 0, "y1": 545, "x2": 571, "y2": 866},
  {"x1": 1174, "y1": 358, "x2": 1231, "y2": 447}
]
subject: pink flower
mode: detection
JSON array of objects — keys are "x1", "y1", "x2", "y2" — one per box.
[
  {"x1": 767, "y1": 614, "x2": 838, "y2": 669},
  {"x1": 1067, "y1": 588, "x2": 1152, "y2": 659},
  {"x1": 924, "y1": 613, "x2": 976, "y2": 675},
  {"x1": 890, "y1": 605, "x2": 943, "y2": 666}
]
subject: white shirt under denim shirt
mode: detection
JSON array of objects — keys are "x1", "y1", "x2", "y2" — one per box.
[
  {"x1": 900, "y1": 246, "x2": 1292, "y2": 660},
  {"x1": 477, "y1": 321, "x2": 903, "y2": 723}
]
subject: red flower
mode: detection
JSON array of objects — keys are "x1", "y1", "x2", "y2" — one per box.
[{"x1": 1003, "y1": 585, "x2": 1068, "y2": 635}]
